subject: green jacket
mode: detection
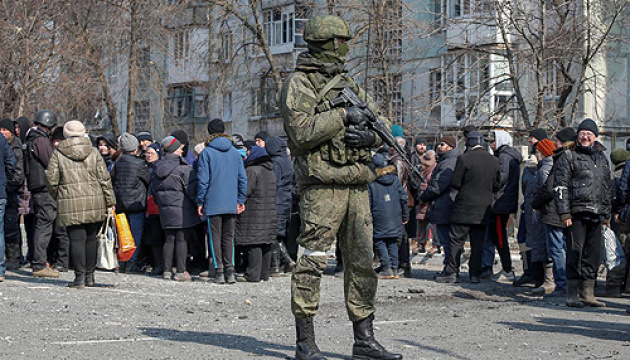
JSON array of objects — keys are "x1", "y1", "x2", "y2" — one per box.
[
  {"x1": 47, "y1": 137, "x2": 116, "y2": 227},
  {"x1": 279, "y1": 52, "x2": 387, "y2": 189}
]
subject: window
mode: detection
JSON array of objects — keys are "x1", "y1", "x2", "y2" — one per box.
[
  {"x1": 429, "y1": 69, "x2": 442, "y2": 103},
  {"x1": 169, "y1": 85, "x2": 191, "y2": 117},
  {"x1": 385, "y1": 0, "x2": 403, "y2": 63},
  {"x1": 447, "y1": 0, "x2": 491, "y2": 18},
  {"x1": 194, "y1": 86, "x2": 208, "y2": 118},
  {"x1": 220, "y1": 32, "x2": 233, "y2": 62},
  {"x1": 138, "y1": 46, "x2": 151, "y2": 69},
  {"x1": 134, "y1": 101, "x2": 150, "y2": 130},
  {"x1": 223, "y1": 92, "x2": 232, "y2": 121},
  {"x1": 262, "y1": 8, "x2": 295, "y2": 47},
  {"x1": 370, "y1": 73, "x2": 404, "y2": 124},
  {"x1": 173, "y1": 30, "x2": 190, "y2": 61},
  {"x1": 251, "y1": 87, "x2": 262, "y2": 117}
]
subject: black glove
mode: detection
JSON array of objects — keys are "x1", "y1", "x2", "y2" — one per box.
[
  {"x1": 344, "y1": 106, "x2": 368, "y2": 126},
  {"x1": 344, "y1": 127, "x2": 376, "y2": 148}
]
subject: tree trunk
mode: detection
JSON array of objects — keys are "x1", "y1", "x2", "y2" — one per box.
[{"x1": 126, "y1": 0, "x2": 138, "y2": 133}]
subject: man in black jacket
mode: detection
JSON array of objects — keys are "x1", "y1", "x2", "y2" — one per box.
[
  {"x1": 554, "y1": 118, "x2": 610, "y2": 308},
  {"x1": 111, "y1": 132, "x2": 150, "y2": 272},
  {"x1": 437, "y1": 132, "x2": 501, "y2": 283},
  {"x1": 419, "y1": 135, "x2": 459, "y2": 274},
  {"x1": 0, "y1": 119, "x2": 24, "y2": 270},
  {"x1": 26, "y1": 110, "x2": 68, "y2": 278},
  {"x1": 0, "y1": 124, "x2": 16, "y2": 282}
]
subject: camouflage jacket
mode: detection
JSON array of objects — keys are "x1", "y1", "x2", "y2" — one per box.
[{"x1": 279, "y1": 52, "x2": 387, "y2": 189}]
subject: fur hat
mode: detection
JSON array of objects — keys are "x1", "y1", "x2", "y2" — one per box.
[{"x1": 63, "y1": 120, "x2": 86, "y2": 138}]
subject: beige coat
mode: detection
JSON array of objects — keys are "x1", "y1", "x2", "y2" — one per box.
[{"x1": 47, "y1": 137, "x2": 116, "y2": 227}]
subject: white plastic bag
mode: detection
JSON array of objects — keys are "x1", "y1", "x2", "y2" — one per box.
[
  {"x1": 97, "y1": 212, "x2": 119, "y2": 270},
  {"x1": 602, "y1": 226, "x2": 625, "y2": 270}
]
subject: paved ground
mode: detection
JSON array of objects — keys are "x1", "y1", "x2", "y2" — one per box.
[{"x1": 0, "y1": 253, "x2": 629, "y2": 360}]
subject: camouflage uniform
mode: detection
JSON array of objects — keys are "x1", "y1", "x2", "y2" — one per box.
[{"x1": 278, "y1": 17, "x2": 388, "y2": 322}]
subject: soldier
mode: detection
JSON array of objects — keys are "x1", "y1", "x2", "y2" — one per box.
[{"x1": 278, "y1": 15, "x2": 402, "y2": 360}]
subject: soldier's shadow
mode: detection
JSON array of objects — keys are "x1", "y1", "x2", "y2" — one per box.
[{"x1": 140, "y1": 327, "x2": 349, "y2": 359}]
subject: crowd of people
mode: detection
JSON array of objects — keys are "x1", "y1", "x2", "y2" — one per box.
[{"x1": 0, "y1": 110, "x2": 628, "y2": 313}]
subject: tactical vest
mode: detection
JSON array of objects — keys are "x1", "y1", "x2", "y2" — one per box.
[{"x1": 306, "y1": 71, "x2": 372, "y2": 166}]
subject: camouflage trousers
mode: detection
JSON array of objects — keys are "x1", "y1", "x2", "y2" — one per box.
[{"x1": 291, "y1": 184, "x2": 377, "y2": 322}]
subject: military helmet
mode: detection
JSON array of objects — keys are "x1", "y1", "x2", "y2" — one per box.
[
  {"x1": 304, "y1": 15, "x2": 352, "y2": 43},
  {"x1": 34, "y1": 110, "x2": 57, "y2": 128}
]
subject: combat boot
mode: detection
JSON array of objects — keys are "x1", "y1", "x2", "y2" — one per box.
[
  {"x1": 580, "y1": 279, "x2": 606, "y2": 307},
  {"x1": 295, "y1": 317, "x2": 326, "y2": 360},
  {"x1": 566, "y1": 279, "x2": 585, "y2": 308},
  {"x1": 68, "y1": 273, "x2": 85, "y2": 289},
  {"x1": 531, "y1": 264, "x2": 555, "y2": 295},
  {"x1": 352, "y1": 315, "x2": 402, "y2": 360}
]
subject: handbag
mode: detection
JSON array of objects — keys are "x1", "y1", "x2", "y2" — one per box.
[
  {"x1": 601, "y1": 226, "x2": 625, "y2": 271},
  {"x1": 115, "y1": 212, "x2": 136, "y2": 262},
  {"x1": 97, "y1": 211, "x2": 119, "y2": 270}
]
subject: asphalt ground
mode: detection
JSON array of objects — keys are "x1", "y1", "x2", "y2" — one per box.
[{"x1": 0, "y1": 252, "x2": 629, "y2": 360}]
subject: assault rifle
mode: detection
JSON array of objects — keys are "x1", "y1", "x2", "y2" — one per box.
[{"x1": 329, "y1": 87, "x2": 425, "y2": 183}]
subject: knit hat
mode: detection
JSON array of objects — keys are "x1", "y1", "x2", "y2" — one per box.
[
  {"x1": 255, "y1": 131, "x2": 269, "y2": 141},
  {"x1": 577, "y1": 118, "x2": 598, "y2": 136},
  {"x1": 147, "y1": 142, "x2": 162, "y2": 159},
  {"x1": 534, "y1": 139, "x2": 556, "y2": 157},
  {"x1": 555, "y1": 127, "x2": 576, "y2": 143},
  {"x1": 161, "y1": 136, "x2": 182, "y2": 153},
  {"x1": 466, "y1": 131, "x2": 484, "y2": 147},
  {"x1": 120, "y1": 132, "x2": 139, "y2": 152},
  {"x1": 0, "y1": 118, "x2": 14, "y2": 135},
  {"x1": 610, "y1": 149, "x2": 630, "y2": 166},
  {"x1": 63, "y1": 120, "x2": 86, "y2": 138},
  {"x1": 207, "y1": 118, "x2": 225, "y2": 134},
  {"x1": 441, "y1": 135, "x2": 457, "y2": 148},
  {"x1": 462, "y1": 125, "x2": 478, "y2": 137},
  {"x1": 52, "y1": 127, "x2": 65, "y2": 142},
  {"x1": 529, "y1": 128, "x2": 548, "y2": 142},
  {"x1": 415, "y1": 136, "x2": 427, "y2": 146},
  {"x1": 391, "y1": 125, "x2": 404, "y2": 138},
  {"x1": 136, "y1": 131, "x2": 152, "y2": 142},
  {"x1": 420, "y1": 150, "x2": 436, "y2": 166}
]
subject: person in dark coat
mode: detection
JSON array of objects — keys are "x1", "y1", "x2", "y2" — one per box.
[
  {"x1": 14, "y1": 117, "x2": 34, "y2": 265},
  {"x1": 171, "y1": 130, "x2": 196, "y2": 166},
  {"x1": 264, "y1": 136, "x2": 296, "y2": 275},
  {"x1": 419, "y1": 136, "x2": 460, "y2": 274},
  {"x1": 111, "y1": 132, "x2": 150, "y2": 271},
  {"x1": 368, "y1": 153, "x2": 409, "y2": 279},
  {"x1": 151, "y1": 136, "x2": 200, "y2": 282},
  {"x1": 486, "y1": 130, "x2": 522, "y2": 281},
  {"x1": 436, "y1": 131, "x2": 501, "y2": 284},
  {"x1": 0, "y1": 122, "x2": 16, "y2": 282},
  {"x1": 235, "y1": 146, "x2": 277, "y2": 282},
  {"x1": 0, "y1": 119, "x2": 24, "y2": 270},
  {"x1": 143, "y1": 143, "x2": 165, "y2": 276},
  {"x1": 554, "y1": 119, "x2": 611, "y2": 308},
  {"x1": 513, "y1": 155, "x2": 538, "y2": 287}
]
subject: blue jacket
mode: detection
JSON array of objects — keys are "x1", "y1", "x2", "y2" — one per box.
[
  {"x1": 368, "y1": 155, "x2": 409, "y2": 239},
  {"x1": 0, "y1": 134, "x2": 16, "y2": 199},
  {"x1": 196, "y1": 135, "x2": 247, "y2": 216}
]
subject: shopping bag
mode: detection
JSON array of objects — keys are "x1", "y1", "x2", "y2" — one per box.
[
  {"x1": 97, "y1": 212, "x2": 119, "y2": 270},
  {"x1": 602, "y1": 226, "x2": 625, "y2": 271},
  {"x1": 115, "y1": 213, "x2": 136, "y2": 262}
]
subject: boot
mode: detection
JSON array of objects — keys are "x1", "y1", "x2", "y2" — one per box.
[
  {"x1": 530, "y1": 261, "x2": 545, "y2": 288},
  {"x1": 352, "y1": 314, "x2": 402, "y2": 360},
  {"x1": 86, "y1": 273, "x2": 95, "y2": 287},
  {"x1": 295, "y1": 317, "x2": 326, "y2": 360},
  {"x1": 278, "y1": 241, "x2": 296, "y2": 273},
  {"x1": 213, "y1": 269, "x2": 226, "y2": 284},
  {"x1": 566, "y1": 279, "x2": 585, "y2": 308},
  {"x1": 580, "y1": 279, "x2": 606, "y2": 307},
  {"x1": 225, "y1": 267, "x2": 236, "y2": 284},
  {"x1": 512, "y1": 274, "x2": 536, "y2": 287},
  {"x1": 532, "y1": 264, "x2": 556, "y2": 295},
  {"x1": 33, "y1": 266, "x2": 59, "y2": 278},
  {"x1": 68, "y1": 272, "x2": 85, "y2": 289},
  {"x1": 270, "y1": 244, "x2": 282, "y2": 277}
]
